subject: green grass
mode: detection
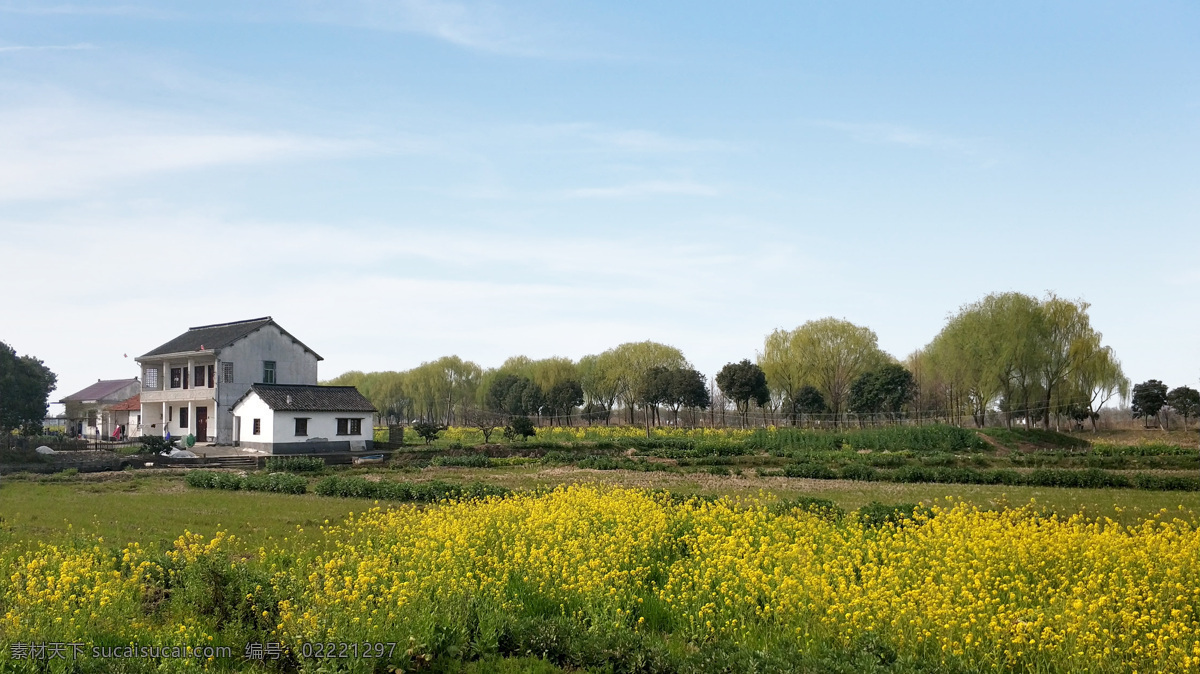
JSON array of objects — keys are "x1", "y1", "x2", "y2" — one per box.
[
  {"x1": 2, "y1": 465, "x2": 1196, "y2": 554},
  {"x1": 0, "y1": 474, "x2": 361, "y2": 549}
]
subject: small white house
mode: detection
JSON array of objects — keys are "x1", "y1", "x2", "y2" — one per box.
[{"x1": 231, "y1": 384, "x2": 377, "y2": 454}]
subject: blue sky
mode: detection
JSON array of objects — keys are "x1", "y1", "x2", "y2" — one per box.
[{"x1": 1, "y1": 1, "x2": 1197, "y2": 405}]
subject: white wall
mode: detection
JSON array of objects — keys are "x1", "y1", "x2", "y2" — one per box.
[
  {"x1": 215, "y1": 324, "x2": 320, "y2": 443},
  {"x1": 232, "y1": 391, "x2": 369, "y2": 449},
  {"x1": 232, "y1": 394, "x2": 275, "y2": 443}
]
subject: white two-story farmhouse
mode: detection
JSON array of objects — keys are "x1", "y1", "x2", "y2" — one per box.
[{"x1": 136, "y1": 317, "x2": 321, "y2": 444}]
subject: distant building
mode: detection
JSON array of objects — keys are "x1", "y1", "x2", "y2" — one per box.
[
  {"x1": 231, "y1": 384, "x2": 377, "y2": 454},
  {"x1": 58, "y1": 378, "x2": 142, "y2": 438},
  {"x1": 135, "y1": 317, "x2": 322, "y2": 444}
]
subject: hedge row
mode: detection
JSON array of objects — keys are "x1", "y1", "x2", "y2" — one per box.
[
  {"x1": 754, "y1": 425, "x2": 988, "y2": 454},
  {"x1": 264, "y1": 456, "x2": 326, "y2": 473},
  {"x1": 313, "y1": 476, "x2": 510, "y2": 501},
  {"x1": 781, "y1": 463, "x2": 1200, "y2": 491},
  {"x1": 185, "y1": 470, "x2": 308, "y2": 494}
]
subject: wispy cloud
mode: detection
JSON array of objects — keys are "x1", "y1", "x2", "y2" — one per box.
[
  {"x1": 563, "y1": 180, "x2": 721, "y2": 199},
  {"x1": 809, "y1": 119, "x2": 1002, "y2": 166},
  {"x1": 0, "y1": 101, "x2": 374, "y2": 201},
  {"x1": 0, "y1": 42, "x2": 95, "y2": 52},
  {"x1": 294, "y1": 0, "x2": 552, "y2": 56}
]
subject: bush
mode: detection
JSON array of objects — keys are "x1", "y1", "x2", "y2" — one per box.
[
  {"x1": 752, "y1": 424, "x2": 987, "y2": 454},
  {"x1": 264, "y1": 456, "x2": 325, "y2": 473},
  {"x1": 769, "y1": 496, "x2": 845, "y2": 520},
  {"x1": 856, "y1": 502, "x2": 931, "y2": 528},
  {"x1": 1025, "y1": 468, "x2": 1131, "y2": 489},
  {"x1": 412, "y1": 420, "x2": 446, "y2": 444},
  {"x1": 139, "y1": 435, "x2": 172, "y2": 453},
  {"x1": 313, "y1": 476, "x2": 510, "y2": 501},
  {"x1": 837, "y1": 463, "x2": 877, "y2": 481},
  {"x1": 185, "y1": 470, "x2": 307, "y2": 494},
  {"x1": 504, "y1": 416, "x2": 537, "y2": 441},
  {"x1": 783, "y1": 463, "x2": 837, "y2": 479},
  {"x1": 1132, "y1": 473, "x2": 1200, "y2": 491}
]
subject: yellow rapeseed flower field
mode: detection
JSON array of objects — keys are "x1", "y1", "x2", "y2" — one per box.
[{"x1": 1, "y1": 485, "x2": 1197, "y2": 672}]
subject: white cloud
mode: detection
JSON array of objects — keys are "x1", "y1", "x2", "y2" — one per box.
[
  {"x1": 809, "y1": 119, "x2": 1002, "y2": 165},
  {"x1": 0, "y1": 101, "x2": 372, "y2": 201},
  {"x1": 563, "y1": 180, "x2": 721, "y2": 199}
]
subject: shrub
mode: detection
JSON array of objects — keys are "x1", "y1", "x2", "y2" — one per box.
[
  {"x1": 185, "y1": 470, "x2": 307, "y2": 494},
  {"x1": 264, "y1": 456, "x2": 325, "y2": 473},
  {"x1": 504, "y1": 416, "x2": 537, "y2": 441},
  {"x1": 139, "y1": 435, "x2": 172, "y2": 453},
  {"x1": 783, "y1": 463, "x2": 837, "y2": 480},
  {"x1": 1131, "y1": 473, "x2": 1200, "y2": 491},
  {"x1": 856, "y1": 502, "x2": 931, "y2": 528},
  {"x1": 769, "y1": 496, "x2": 845, "y2": 520},
  {"x1": 412, "y1": 420, "x2": 446, "y2": 444},
  {"x1": 837, "y1": 463, "x2": 877, "y2": 481}
]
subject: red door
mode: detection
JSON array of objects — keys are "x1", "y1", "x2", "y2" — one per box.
[{"x1": 196, "y1": 407, "x2": 208, "y2": 442}]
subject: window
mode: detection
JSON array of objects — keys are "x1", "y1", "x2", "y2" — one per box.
[
  {"x1": 350, "y1": 418, "x2": 362, "y2": 435},
  {"x1": 294, "y1": 418, "x2": 308, "y2": 436},
  {"x1": 194, "y1": 366, "x2": 205, "y2": 389},
  {"x1": 145, "y1": 368, "x2": 159, "y2": 389},
  {"x1": 170, "y1": 368, "x2": 182, "y2": 389},
  {"x1": 252, "y1": 419, "x2": 261, "y2": 435},
  {"x1": 207, "y1": 365, "x2": 215, "y2": 388},
  {"x1": 179, "y1": 407, "x2": 189, "y2": 429},
  {"x1": 183, "y1": 367, "x2": 189, "y2": 389},
  {"x1": 263, "y1": 361, "x2": 276, "y2": 384},
  {"x1": 222, "y1": 362, "x2": 234, "y2": 383},
  {"x1": 338, "y1": 418, "x2": 363, "y2": 435},
  {"x1": 87, "y1": 410, "x2": 97, "y2": 427}
]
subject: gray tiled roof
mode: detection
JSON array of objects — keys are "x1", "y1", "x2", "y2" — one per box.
[
  {"x1": 138, "y1": 317, "x2": 322, "y2": 360},
  {"x1": 59, "y1": 378, "x2": 140, "y2": 403},
  {"x1": 244, "y1": 384, "x2": 377, "y2": 412}
]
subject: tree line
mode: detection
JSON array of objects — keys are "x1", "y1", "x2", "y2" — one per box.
[{"x1": 326, "y1": 291, "x2": 1194, "y2": 432}]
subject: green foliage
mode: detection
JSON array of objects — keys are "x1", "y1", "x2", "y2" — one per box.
[
  {"x1": 1167, "y1": 386, "x2": 1200, "y2": 427},
  {"x1": 0, "y1": 341, "x2": 57, "y2": 434},
  {"x1": 716, "y1": 359, "x2": 770, "y2": 426},
  {"x1": 264, "y1": 456, "x2": 326, "y2": 473},
  {"x1": 313, "y1": 476, "x2": 510, "y2": 501},
  {"x1": 184, "y1": 470, "x2": 308, "y2": 494},
  {"x1": 783, "y1": 463, "x2": 837, "y2": 479},
  {"x1": 504, "y1": 416, "x2": 537, "y2": 441},
  {"x1": 139, "y1": 435, "x2": 173, "y2": 453},
  {"x1": 753, "y1": 425, "x2": 987, "y2": 454},
  {"x1": 837, "y1": 463, "x2": 878, "y2": 481},
  {"x1": 412, "y1": 420, "x2": 446, "y2": 444},
  {"x1": 769, "y1": 496, "x2": 845, "y2": 520},
  {"x1": 856, "y1": 502, "x2": 931, "y2": 528},
  {"x1": 1091, "y1": 442, "x2": 1194, "y2": 456},
  {"x1": 1131, "y1": 379, "x2": 1169, "y2": 426},
  {"x1": 848, "y1": 363, "x2": 915, "y2": 418}
]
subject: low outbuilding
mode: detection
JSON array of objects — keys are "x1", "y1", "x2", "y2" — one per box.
[{"x1": 231, "y1": 384, "x2": 377, "y2": 454}]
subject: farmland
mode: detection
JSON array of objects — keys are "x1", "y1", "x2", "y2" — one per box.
[{"x1": 0, "y1": 425, "x2": 1197, "y2": 673}]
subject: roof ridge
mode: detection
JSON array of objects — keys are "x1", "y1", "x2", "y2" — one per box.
[{"x1": 187, "y1": 316, "x2": 272, "y2": 331}]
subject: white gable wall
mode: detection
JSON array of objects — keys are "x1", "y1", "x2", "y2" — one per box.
[
  {"x1": 214, "y1": 324, "x2": 320, "y2": 443},
  {"x1": 233, "y1": 393, "x2": 275, "y2": 444}
]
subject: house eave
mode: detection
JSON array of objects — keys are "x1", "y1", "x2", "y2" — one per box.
[{"x1": 134, "y1": 349, "x2": 221, "y2": 363}]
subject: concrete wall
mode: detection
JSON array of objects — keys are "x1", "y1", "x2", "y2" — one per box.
[
  {"x1": 214, "y1": 324, "x2": 320, "y2": 443},
  {"x1": 232, "y1": 394, "x2": 275, "y2": 444},
  {"x1": 232, "y1": 391, "x2": 370, "y2": 453}
]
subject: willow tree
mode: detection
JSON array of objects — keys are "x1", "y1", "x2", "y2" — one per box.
[
  {"x1": 758, "y1": 328, "x2": 809, "y2": 425},
  {"x1": 578, "y1": 352, "x2": 622, "y2": 424},
  {"x1": 783, "y1": 318, "x2": 889, "y2": 426},
  {"x1": 608, "y1": 341, "x2": 689, "y2": 424},
  {"x1": 1070, "y1": 345, "x2": 1128, "y2": 432},
  {"x1": 1033, "y1": 294, "x2": 1104, "y2": 430}
]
